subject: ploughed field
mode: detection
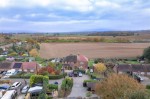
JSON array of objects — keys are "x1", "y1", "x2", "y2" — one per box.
[{"x1": 40, "y1": 43, "x2": 150, "y2": 59}]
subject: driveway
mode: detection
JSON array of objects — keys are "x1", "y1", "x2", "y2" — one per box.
[
  {"x1": 68, "y1": 75, "x2": 89, "y2": 98},
  {"x1": 141, "y1": 76, "x2": 150, "y2": 85}
]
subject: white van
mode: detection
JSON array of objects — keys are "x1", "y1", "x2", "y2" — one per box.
[
  {"x1": 5, "y1": 69, "x2": 16, "y2": 76},
  {"x1": 1, "y1": 90, "x2": 17, "y2": 99}
]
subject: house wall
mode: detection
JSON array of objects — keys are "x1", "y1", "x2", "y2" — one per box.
[{"x1": 76, "y1": 61, "x2": 88, "y2": 69}]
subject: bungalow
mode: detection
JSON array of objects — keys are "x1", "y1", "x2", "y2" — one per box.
[
  {"x1": 62, "y1": 54, "x2": 77, "y2": 70},
  {"x1": 11, "y1": 62, "x2": 39, "y2": 73},
  {"x1": 0, "y1": 62, "x2": 12, "y2": 72},
  {"x1": 22, "y1": 62, "x2": 39, "y2": 73},
  {"x1": 62, "y1": 54, "x2": 88, "y2": 70},
  {"x1": 114, "y1": 64, "x2": 150, "y2": 75}
]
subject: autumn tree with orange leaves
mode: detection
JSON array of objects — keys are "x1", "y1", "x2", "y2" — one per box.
[{"x1": 95, "y1": 74, "x2": 145, "y2": 99}]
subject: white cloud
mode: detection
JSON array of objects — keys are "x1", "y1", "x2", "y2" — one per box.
[{"x1": 95, "y1": 1, "x2": 120, "y2": 8}]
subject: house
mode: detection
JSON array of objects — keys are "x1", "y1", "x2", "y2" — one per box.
[
  {"x1": 62, "y1": 54, "x2": 88, "y2": 70},
  {"x1": 11, "y1": 62, "x2": 39, "y2": 73},
  {"x1": 6, "y1": 57, "x2": 15, "y2": 61},
  {"x1": 77, "y1": 54, "x2": 88, "y2": 69},
  {"x1": 114, "y1": 64, "x2": 150, "y2": 75},
  {"x1": 11, "y1": 62, "x2": 23, "y2": 71},
  {"x1": 0, "y1": 62, "x2": 12, "y2": 72},
  {"x1": 62, "y1": 54, "x2": 77, "y2": 69},
  {"x1": 22, "y1": 62, "x2": 39, "y2": 73}
]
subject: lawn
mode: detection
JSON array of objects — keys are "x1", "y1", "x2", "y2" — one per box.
[
  {"x1": 88, "y1": 60, "x2": 94, "y2": 67},
  {"x1": 117, "y1": 60, "x2": 140, "y2": 64}
]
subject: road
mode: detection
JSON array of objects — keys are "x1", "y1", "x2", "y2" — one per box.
[{"x1": 68, "y1": 75, "x2": 89, "y2": 98}]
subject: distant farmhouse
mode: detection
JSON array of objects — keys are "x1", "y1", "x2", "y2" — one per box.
[{"x1": 62, "y1": 54, "x2": 88, "y2": 70}]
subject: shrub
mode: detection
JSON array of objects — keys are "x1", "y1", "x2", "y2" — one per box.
[
  {"x1": 9, "y1": 73, "x2": 34, "y2": 79},
  {"x1": 86, "y1": 91, "x2": 92, "y2": 97},
  {"x1": 124, "y1": 90, "x2": 150, "y2": 99},
  {"x1": 30, "y1": 75, "x2": 49, "y2": 87},
  {"x1": 48, "y1": 84, "x2": 58, "y2": 90},
  {"x1": 61, "y1": 77, "x2": 73, "y2": 90},
  {"x1": 8, "y1": 52, "x2": 17, "y2": 56},
  {"x1": 146, "y1": 85, "x2": 150, "y2": 89},
  {"x1": 0, "y1": 57, "x2": 6, "y2": 62},
  {"x1": 95, "y1": 74, "x2": 145, "y2": 99},
  {"x1": 143, "y1": 46, "x2": 150, "y2": 62}
]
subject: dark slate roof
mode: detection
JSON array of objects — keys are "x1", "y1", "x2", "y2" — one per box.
[
  {"x1": 132, "y1": 64, "x2": 144, "y2": 72},
  {"x1": 143, "y1": 64, "x2": 150, "y2": 72},
  {"x1": 0, "y1": 62, "x2": 12, "y2": 69},
  {"x1": 13, "y1": 63, "x2": 22, "y2": 68},
  {"x1": 63, "y1": 54, "x2": 77, "y2": 63},
  {"x1": 117, "y1": 64, "x2": 131, "y2": 72},
  {"x1": 117, "y1": 64, "x2": 150, "y2": 72}
]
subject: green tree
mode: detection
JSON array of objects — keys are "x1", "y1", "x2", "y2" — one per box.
[
  {"x1": 143, "y1": 46, "x2": 150, "y2": 62},
  {"x1": 0, "y1": 48, "x2": 3, "y2": 54}
]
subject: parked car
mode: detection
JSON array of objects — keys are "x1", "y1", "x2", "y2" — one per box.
[
  {"x1": 69, "y1": 72, "x2": 73, "y2": 77},
  {"x1": 0, "y1": 84, "x2": 10, "y2": 91},
  {"x1": 137, "y1": 75, "x2": 144, "y2": 81},
  {"x1": 54, "y1": 82, "x2": 58, "y2": 85},
  {"x1": 10, "y1": 82, "x2": 22, "y2": 90},
  {"x1": 1, "y1": 90, "x2": 17, "y2": 99},
  {"x1": 78, "y1": 72, "x2": 83, "y2": 77},
  {"x1": 26, "y1": 86, "x2": 43, "y2": 99},
  {"x1": 73, "y1": 72, "x2": 78, "y2": 77},
  {"x1": 5, "y1": 69, "x2": 16, "y2": 76},
  {"x1": 1, "y1": 71, "x2": 7, "y2": 76},
  {"x1": 21, "y1": 85, "x2": 30, "y2": 94}
]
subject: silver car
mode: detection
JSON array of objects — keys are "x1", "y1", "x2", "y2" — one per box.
[{"x1": 21, "y1": 85, "x2": 29, "y2": 94}]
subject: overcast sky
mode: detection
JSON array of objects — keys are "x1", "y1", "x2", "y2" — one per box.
[{"x1": 0, "y1": 0, "x2": 150, "y2": 32}]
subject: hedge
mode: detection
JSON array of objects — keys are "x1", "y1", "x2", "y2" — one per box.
[
  {"x1": 9, "y1": 73, "x2": 34, "y2": 79},
  {"x1": 10, "y1": 73, "x2": 67, "y2": 79},
  {"x1": 61, "y1": 77, "x2": 73, "y2": 90},
  {"x1": 73, "y1": 69, "x2": 85, "y2": 74},
  {"x1": 83, "y1": 79, "x2": 98, "y2": 83},
  {"x1": 49, "y1": 73, "x2": 67, "y2": 80},
  {"x1": 30, "y1": 75, "x2": 49, "y2": 87},
  {"x1": 48, "y1": 84, "x2": 58, "y2": 90}
]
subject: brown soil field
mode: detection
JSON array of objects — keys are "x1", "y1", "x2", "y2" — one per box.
[{"x1": 39, "y1": 43, "x2": 150, "y2": 59}]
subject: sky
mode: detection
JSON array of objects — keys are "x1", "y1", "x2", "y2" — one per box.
[{"x1": 0, "y1": 0, "x2": 150, "y2": 32}]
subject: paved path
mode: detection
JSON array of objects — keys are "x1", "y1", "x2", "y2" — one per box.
[{"x1": 68, "y1": 75, "x2": 90, "y2": 98}]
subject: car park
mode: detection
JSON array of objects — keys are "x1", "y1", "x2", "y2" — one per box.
[
  {"x1": 21, "y1": 85, "x2": 30, "y2": 94},
  {"x1": 10, "y1": 82, "x2": 22, "y2": 90}
]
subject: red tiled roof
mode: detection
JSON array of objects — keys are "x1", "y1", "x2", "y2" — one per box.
[
  {"x1": 77, "y1": 54, "x2": 88, "y2": 62},
  {"x1": 22, "y1": 62, "x2": 37, "y2": 70}
]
